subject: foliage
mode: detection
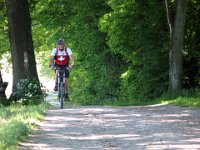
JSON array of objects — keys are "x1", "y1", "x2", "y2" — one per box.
[
  {"x1": 67, "y1": 0, "x2": 125, "y2": 102},
  {"x1": 0, "y1": 102, "x2": 48, "y2": 150},
  {"x1": 0, "y1": 0, "x2": 9, "y2": 58},
  {"x1": 100, "y1": 0, "x2": 169, "y2": 100},
  {"x1": 182, "y1": 0, "x2": 200, "y2": 89},
  {"x1": 32, "y1": 0, "x2": 125, "y2": 102},
  {"x1": 15, "y1": 78, "x2": 47, "y2": 105},
  {"x1": 0, "y1": 0, "x2": 197, "y2": 102},
  {"x1": 71, "y1": 89, "x2": 200, "y2": 107},
  {"x1": 0, "y1": 96, "x2": 10, "y2": 106},
  {"x1": 29, "y1": 0, "x2": 200, "y2": 103}
]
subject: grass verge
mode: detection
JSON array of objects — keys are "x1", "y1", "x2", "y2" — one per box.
[
  {"x1": 163, "y1": 96, "x2": 200, "y2": 108},
  {"x1": 0, "y1": 102, "x2": 49, "y2": 150},
  {"x1": 72, "y1": 90, "x2": 200, "y2": 108}
]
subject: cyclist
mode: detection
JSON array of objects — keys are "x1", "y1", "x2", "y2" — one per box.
[{"x1": 49, "y1": 38, "x2": 74, "y2": 101}]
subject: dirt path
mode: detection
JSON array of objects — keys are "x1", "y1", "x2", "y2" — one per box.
[{"x1": 18, "y1": 102, "x2": 200, "y2": 150}]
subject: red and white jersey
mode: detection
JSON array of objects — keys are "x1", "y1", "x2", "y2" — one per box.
[{"x1": 51, "y1": 47, "x2": 72, "y2": 65}]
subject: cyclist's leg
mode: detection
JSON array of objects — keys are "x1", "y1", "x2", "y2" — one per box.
[
  {"x1": 65, "y1": 66, "x2": 70, "y2": 93},
  {"x1": 65, "y1": 79, "x2": 69, "y2": 94},
  {"x1": 65, "y1": 79, "x2": 70, "y2": 101},
  {"x1": 54, "y1": 70, "x2": 58, "y2": 91},
  {"x1": 65, "y1": 67, "x2": 70, "y2": 100}
]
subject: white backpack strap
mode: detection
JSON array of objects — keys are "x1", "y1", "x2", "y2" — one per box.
[
  {"x1": 65, "y1": 47, "x2": 68, "y2": 56},
  {"x1": 55, "y1": 48, "x2": 59, "y2": 56}
]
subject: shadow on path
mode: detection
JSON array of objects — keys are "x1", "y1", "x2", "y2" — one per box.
[{"x1": 18, "y1": 96, "x2": 200, "y2": 150}]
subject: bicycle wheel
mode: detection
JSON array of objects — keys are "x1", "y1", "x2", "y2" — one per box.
[{"x1": 59, "y1": 83, "x2": 64, "y2": 109}]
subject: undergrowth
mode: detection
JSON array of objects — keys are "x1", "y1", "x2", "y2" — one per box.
[
  {"x1": 72, "y1": 90, "x2": 200, "y2": 107},
  {"x1": 0, "y1": 102, "x2": 49, "y2": 150}
]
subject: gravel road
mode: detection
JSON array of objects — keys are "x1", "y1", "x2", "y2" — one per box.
[{"x1": 18, "y1": 103, "x2": 200, "y2": 150}]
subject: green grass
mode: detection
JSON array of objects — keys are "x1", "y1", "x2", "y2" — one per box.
[
  {"x1": 154, "y1": 90, "x2": 200, "y2": 108},
  {"x1": 0, "y1": 102, "x2": 49, "y2": 150},
  {"x1": 72, "y1": 90, "x2": 200, "y2": 108},
  {"x1": 163, "y1": 96, "x2": 200, "y2": 107},
  {"x1": 72, "y1": 98, "x2": 160, "y2": 106}
]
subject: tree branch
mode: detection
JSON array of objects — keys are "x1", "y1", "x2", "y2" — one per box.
[{"x1": 165, "y1": 0, "x2": 172, "y2": 45}]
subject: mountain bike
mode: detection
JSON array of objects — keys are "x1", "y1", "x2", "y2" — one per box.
[{"x1": 54, "y1": 66, "x2": 67, "y2": 109}]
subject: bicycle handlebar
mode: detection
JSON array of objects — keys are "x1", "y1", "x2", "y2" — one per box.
[
  {"x1": 53, "y1": 65, "x2": 70, "y2": 71},
  {"x1": 49, "y1": 65, "x2": 70, "y2": 71}
]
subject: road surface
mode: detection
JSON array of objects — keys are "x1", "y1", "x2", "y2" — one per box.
[{"x1": 19, "y1": 103, "x2": 200, "y2": 150}]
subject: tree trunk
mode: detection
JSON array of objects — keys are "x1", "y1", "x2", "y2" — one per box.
[
  {"x1": 169, "y1": 0, "x2": 188, "y2": 93},
  {"x1": 7, "y1": 0, "x2": 39, "y2": 93}
]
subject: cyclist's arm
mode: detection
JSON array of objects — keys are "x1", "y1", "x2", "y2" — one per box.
[
  {"x1": 50, "y1": 49, "x2": 56, "y2": 68},
  {"x1": 49, "y1": 56, "x2": 55, "y2": 68},
  {"x1": 69, "y1": 54, "x2": 75, "y2": 69}
]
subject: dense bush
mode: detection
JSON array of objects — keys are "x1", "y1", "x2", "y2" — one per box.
[
  {"x1": 100, "y1": 0, "x2": 169, "y2": 100},
  {"x1": 0, "y1": 96, "x2": 10, "y2": 107},
  {"x1": 15, "y1": 78, "x2": 47, "y2": 105}
]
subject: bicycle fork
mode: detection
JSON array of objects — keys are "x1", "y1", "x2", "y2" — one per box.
[{"x1": 57, "y1": 71, "x2": 66, "y2": 109}]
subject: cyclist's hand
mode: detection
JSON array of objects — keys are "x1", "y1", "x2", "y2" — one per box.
[{"x1": 49, "y1": 65, "x2": 54, "y2": 70}]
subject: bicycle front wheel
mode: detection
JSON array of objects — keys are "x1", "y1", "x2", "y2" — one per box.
[{"x1": 59, "y1": 83, "x2": 64, "y2": 109}]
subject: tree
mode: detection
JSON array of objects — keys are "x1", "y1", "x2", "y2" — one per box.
[
  {"x1": 169, "y1": 0, "x2": 188, "y2": 93},
  {"x1": 6, "y1": 0, "x2": 39, "y2": 93},
  {"x1": 21, "y1": 0, "x2": 199, "y2": 102},
  {"x1": 100, "y1": 0, "x2": 169, "y2": 100},
  {"x1": 33, "y1": 0, "x2": 123, "y2": 102}
]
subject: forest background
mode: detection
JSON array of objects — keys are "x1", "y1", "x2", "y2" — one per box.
[{"x1": 0, "y1": 0, "x2": 199, "y2": 105}]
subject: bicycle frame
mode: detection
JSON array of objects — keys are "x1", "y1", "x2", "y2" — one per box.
[{"x1": 55, "y1": 67, "x2": 66, "y2": 109}]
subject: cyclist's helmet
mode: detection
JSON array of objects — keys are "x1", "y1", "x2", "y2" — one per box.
[{"x1": 57, "y1": 38, "x2": 65, "y2": 45}]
